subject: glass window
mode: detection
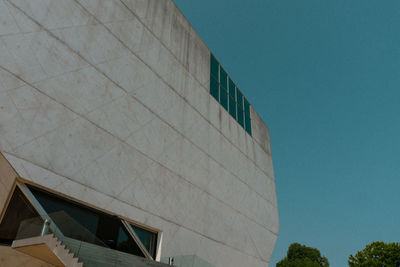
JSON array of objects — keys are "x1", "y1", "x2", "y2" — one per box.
[
  {"x1": 244, "y1": 98, "x2": 250, "y2": 118},
  {"x1": 209, "y1": 53, "x2": 252, "y2": 135},
  {"x1": 229, "y1": 79, "x2": 236, "y2": 98},
  {"x1": 29, "y1": 186, "x2": 99, "y2": 239},
  {"x1": 220, "y1": 86, "x2": 228, "y2": 111},
  {"x1": 236, "y1": 90, "x2": 243, "y2": 109},
  {"x1": 237, "y1": 107, "x2": 244, "y2": 127},
  {"x1": 245, "y1": 114, "x2": 251, "y2": 134},
  {"x1": 236, "y1": 89, "x2": 244, "y2": 127},
  {"x1": 229, "y1": 96, "x2": 237, "y2": 119},
  {"x1": 210, "y1": 54, "x2": 219, "y2": 80},
  {"x1": 28, "y1": 186, "x2": 146, "y2": 258},
  {"x1": 210, "y1": 77, "x2": 219, "y2": 101},
  {"x1": 131, "y1": 224, "x2": 158, "y2": 259},
  {"x1": 244, "y1": 98, "x2": 251, "y2": 134},
  {"x1": 116, "y1": 225, "x2": 145, "y2": 257},
  {"x1": 219, "y1": 68, "x2": 228, "y2": 90},
  {"x1": 0, "y1": 187, "x2": 40, "y2": 245}
]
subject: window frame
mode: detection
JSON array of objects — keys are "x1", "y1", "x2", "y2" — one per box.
[
  {"x1": 210, "y1": 53, "x2": 252, "y2": 135},
  {"x1": 6, "y1": 181, "x2": 160, "y2": 261}
]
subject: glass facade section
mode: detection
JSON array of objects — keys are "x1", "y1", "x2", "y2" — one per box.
[
  {"x1": 0, "y1": 187, "x2": 40, "y2": 245},
  {"x1": 220, "y1": 87, "x2": 228, "y2": 111},
  {"x1": 237, "y1": 90, "x2": 244, "y2": 127},
  {"x1": 229, "y1": 79, "x2": 236, "y2": 97},
  {"x1": 237, "y1": 106, "x2": 244, "y2": 127},
  {"x1": 28, "y1": 186, "x2": 146, "y2": 258},
  {"x1": 210, "y1": 54, "x2": 219, "y2": 79},
  {"x1": 210, "y1": 54, "x2": 251, "y2": 134},
  {"x1": 131, "y1": 224, "x2": 158, "y2": 259},
  {"x1": 244, "y1": 98, "x2": 252, "y2": 135},
  {"x1": 219, "y1": 68, "x2": 228, "y2": 90},
  {"x1": 210, "y1": 77, "x2": 219, "y2": 101},
  {"x1": 229, "y1": 95, "x2": 236, "y2": 119}
]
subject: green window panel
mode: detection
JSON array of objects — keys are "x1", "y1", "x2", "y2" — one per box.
[
  {"x1": 236, "y1": 90, "x2": 243, "y2": 111},
  {"x1": 219, "y1": 68, "x2": 228, "y2": 90},
  {"x1": 243, "y1": 98, "x2": 251, "y2": 134},
  {"x1": 245, "y1": 114, "x2": 252, "y2": 135},
  {"x1": 209, "y1": 53, "x2": 252, "y2": 135},
  {"x1": 210, "y1": 54, "x2": 219, "y2": 79},
  {"x1": 29, "y1": 186, "x2": 146, "y2": 258},
  {"x1": 237, "y1": 107, "x2": 244, "y2": 127},
  {"x1": 229, "y1": 79, "x2": 236, "y2": 98},
  {"x1": 244, "y1": 98, "x2": 250, "y2": 118},
  {"x1": 229, "y1": 96, "x2": 237, "y2": 119},
  {"x1": 236, "y1": 89, "x2": 244, "y2": 127},
  {"x1": 210, "y1": 77, "x2": 219, "y2": 101},
  {"x1": 220, "y1": 87, "x2": 228, "y2": 111}
]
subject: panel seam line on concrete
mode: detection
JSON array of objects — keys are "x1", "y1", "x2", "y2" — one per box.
[
  {"x1": 2, "y1": 150, "x2": 272, "y2": 265},
  {"x1": 5, "y1": 0, "x2": 277, "y2": 231}
]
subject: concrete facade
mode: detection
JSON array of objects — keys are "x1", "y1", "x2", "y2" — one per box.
[
  {"x1": 0, "y1": 245, "x2": 57, "y2": 267},
  {"x1": 0, "y1": 0, "x2": 279, "y2": 266}
]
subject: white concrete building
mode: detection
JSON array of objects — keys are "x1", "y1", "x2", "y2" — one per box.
[{"x1": 0, "y1": 0, "x2": 279, "y2": 266}]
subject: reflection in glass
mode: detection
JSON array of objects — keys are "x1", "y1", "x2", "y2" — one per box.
[
  {"x1": 219, "y1": 68, "x2": 228, "y2": 90},
  {"x1": 210, "y1": 54, "x2": 219, "y2": 79},
  {"x1": 28, "y1": 186, "x2": 146, "y2": 258},
  {"x1": 0, "y1": 187, "x2": 39, "y2": 245},
  {"x1": 131, "y1": 224, "x2": 158, "y2": 259},
  {"x1": 210, "y1": 77, "x2": 219, "y2": 101},
  {"x1": 210, "y1": 53, "x2": 251, "y2": 135},
  {"x1": 220, "y1": 87, "x2": 228, "y2": 111}
]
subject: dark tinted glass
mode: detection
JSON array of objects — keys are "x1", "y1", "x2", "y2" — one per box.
[
  {"x1": 131, "y1": 224, "x2": 157, "y2": 259},
  {"x1": 229, "y1": 79, "x2": 235, "y2": 98},
  {"x1": 236, "y1": 90, "x2": 243, "y2": 111},
  {"x1": 29, "y1": 186, "x2": 145, "y2": 258},
  {"x1": 243, "y1": 98, "x2": 251, "y2": 134},
  {"x1": 210, "y1": 77, "x2": 219, "y2": 100},
  {"x1": 236, "y1": 89, "x2": 244, "y2": 127},
  {"x1": 220, "y1": 86, "x2": 228, "y2": 111},
  {"x1": 0, "y1": 187, "x2": 39, "y2": 245},
  {"x1": 229, "y1": 96, "x2": 237, "y2": 119},
  {"x1": 245, "y1": 114, "x2": 252, "y2": 135},
  {"x1": 30, "y1": 186, "x2": 99, "y2": 237},
  {"x1": 209, "y1": 53, "x2": 252, "y2": 135},
  {"x1": 219, "y1": 68, "x2": 227, "y2": 89},
  {"x1": 244, "y1": 98, "x2": 250, "y2": 117},
  {"x1": 210, "y1": 54, "x2": 219, "y2": 79},
  {"x1": 117, "y1": 225, "x2": 145, "y2": 257},
  {"x1": 237, "y1": 107, "x2": 244, "y2": 127}
]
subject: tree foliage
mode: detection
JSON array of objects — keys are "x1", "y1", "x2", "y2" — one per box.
[
  {"x1": 277, "y1": 243, "x2": 329, "y2": 267},
  {"x1": 348, "y1": 241, "x2": 400, "y2": 267}
]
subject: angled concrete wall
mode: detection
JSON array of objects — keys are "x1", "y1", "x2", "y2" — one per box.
[{"x1": 0, "y1": 0, "x2": 278, "y2": 266}]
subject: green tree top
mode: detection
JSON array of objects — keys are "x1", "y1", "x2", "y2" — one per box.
[
  {"x1": 277, "y1": 243, "x2": 329, "y2": 267},
  {"x1": 348, "y1": 241, "x2": 400, "y2": 267}
]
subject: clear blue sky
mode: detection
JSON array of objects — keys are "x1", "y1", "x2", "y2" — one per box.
[{"x1": 174, "y1": 1, "x2": 400, "y2": 266}]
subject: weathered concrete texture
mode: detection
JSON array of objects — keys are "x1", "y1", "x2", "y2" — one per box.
[{"x1": 0, "y1": 0, "x2": 278, "y2": 266}]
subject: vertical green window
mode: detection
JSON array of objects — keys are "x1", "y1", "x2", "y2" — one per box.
[
  {"x1": 209, "y1": 53, "x2": 252, "y2": 135},
  {"x1": 219, "y1": 68, "x2": 228, "y2": 90},
  {"x1": 219, "y1": 67, "x2": 228, "y2": 111},
  {"x1": 131, "y1": 224, "x2": 158, "y2": 259},
  {"x1": 228, "y1": 79, "x2": 236, "y2": 119},
  {"x1": 220, "y1": 86, "x2": 228, "y2": 111},
  {"x1": 237, "y1": 90, "x2": 244, "y2": 127},
  {"x1": 244, "y1": 98, "x2": 252, "y2": 135},
  {"x1": 210, "y1": 77, "x2": 219, "y2": 101},
  {"x1": 210, "y1": 54, "x2": 219, "y2": 80}
]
